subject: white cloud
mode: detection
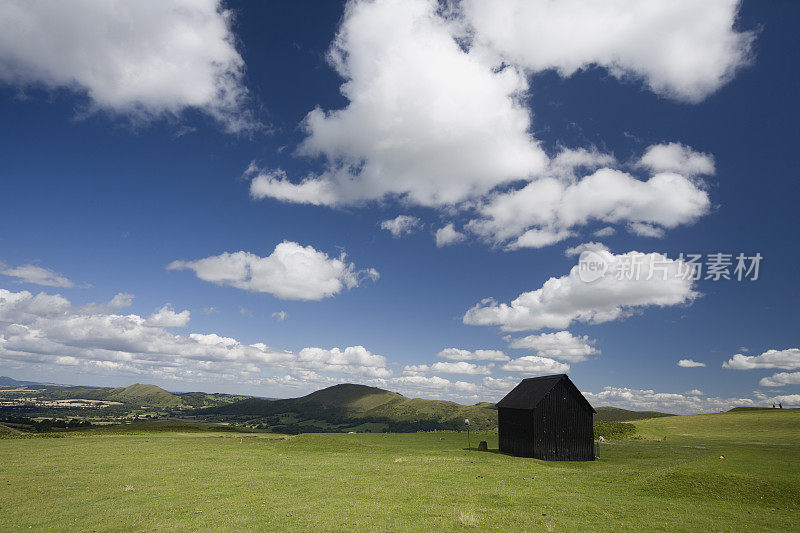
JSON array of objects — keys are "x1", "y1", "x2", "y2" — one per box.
[
  {"x1": 295, "y1": 346, "x2": 391, "y2": 378},
  {"x1": 271, "y1": 311, "x2": 287, "y2": 323},
  {"x1": 0, "y1": 287, "x2": 392, "y2": 384},
  {"x1": 434, "y1": 224, "x2": 467, "y2": 247},
  {"x1": 759, "y1": 372, "x2": 800, "y2": 387},
  {"x1": 583, "y1": 386, "x2": 758, "y2": 414},
  {"x1": 437, "y1": 348, "x2": 509, "y2": 362},
  {"x1": 0, "y1": 263, "x2": 75, "y2": 288},
  {"x1": 0, "y1": 0, "x2": 254, "y2": 132},
  {"x1": 0, "y1": 288, "x2": 71, "y2": 323},
  {"x1": 246, "y1": 1, "x2": 728, "y2": 249},
  {"x1": 167, "y1": 241, "x2": 379, "y2": 301},
  {"x1": 403, "y1": 361, "x2": 492, "y2": 376},
  {"x1": 247, "y1": 0, "x2": 547, "y2": 208},
  {"x1": 508, "y1": 331, "x2": 598, "y2": 362},
  {"x1": 249, "y1": 168, "x2": 337, "y2": 206},
  {"x1": 144, "y1": 305, "x2": 190, "y2": 328},
  {"x1": 639, "y1": 142, "x2": 715, "y2": 176},
  {"x1": 243, "y1": 1, "x2": 748, "y2": 251},
  {"x1": 462, "y1": 0, "x2": 754, "y2": 103},
  {"x1": 464, "y1": 249, "x2": 699, "y2": 331},
  {"x1": 564, "y1": 242, "x2": 608, "y2": 257},
  {"x1": 506, "y1": 228, "x2": 574, "y2": 250},
  {"x1": 723, "y1": 349, "x2": 800, "y2": 370},
  {"x1": 501, "y1": 355, "x2": 569, "y2": 374},
  {"x1": 678, "y1": 359, "x2": 706, "y2": 368},
  {"x1": 380, "y1": 215, "x2": 422, "y2": 238},
  {"x1": 481, "y1": 376, "x2": 522, "y2": 391},
  {"x1": 627, "y1": 222, "x2": 666, "y2": 239},
  {"x1": 686, "y1": 389, "x2": 704, "y2": 396},
  {"x1": 77, "y1": 293, "x2": 134, "y2": 315},
  {"x1": 594, "y1": 227, "x2": 616, "y2": 237},
  {"x1": 391, "y1": 375, "x2": 452, "y2": 391},
  {"x1": 467, "y1": 163, "x2": 710, "y2": 249}
]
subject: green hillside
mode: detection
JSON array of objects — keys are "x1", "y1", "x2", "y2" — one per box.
[
  {"x1": 200, "y1": 384, "x2": 679, "y2": 432},
  {"x1": 105, "y1": 384, "x2": 184, "y2": 408},
  {"x1": 200, "y1": 383, "x2": 498, "y2": 431},
  {"x1": 594, "y1": 406, "x2": 674, "y2": 421},
  {"x1": 0, "y1": 423, "x2": 21, "y2": 436}
]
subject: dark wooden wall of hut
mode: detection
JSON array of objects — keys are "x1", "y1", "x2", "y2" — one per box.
[{"x1": 499, "y1": 381, "x2": 594, "y2": 461}]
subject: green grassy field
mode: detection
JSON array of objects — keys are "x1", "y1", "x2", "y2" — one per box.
[{"x1": 1, "y1": 410, "x2": 798, "y2": 532}]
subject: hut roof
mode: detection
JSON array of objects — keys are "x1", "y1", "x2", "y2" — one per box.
[{"x1": 496, "y1": 374, "x2": 596, "y2": 413}]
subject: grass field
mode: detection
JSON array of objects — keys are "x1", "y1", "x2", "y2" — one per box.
[{"x1": 1, "y1": 410, "x2": 798, "y2": 532}]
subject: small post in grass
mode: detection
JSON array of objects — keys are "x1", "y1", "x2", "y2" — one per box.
[{"x1": 465, "y1": 418, "x2": 470, "y2": 450}]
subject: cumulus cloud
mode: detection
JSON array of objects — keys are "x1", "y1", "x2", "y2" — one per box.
[
  {"x1": 564, "y1": 242, "x2": 608, "y2": 257},
  {"x1": 464, "y1": 249, "x2": 699, "y2": 331},
  {"x1": 245, "y1": 0, "x2": 736, "y2": 249},
  {"x1": 247, "y1": 0, "x2": 547, "y2": 208},
  {"x1": 501, "y1": 355, "x2": 569, "y2": 374},
  {"x1": 144, "y1": 305, "x2": 190, "y2": 328},
  {"x1": 0, "y1": 0, "x2": 255, "y2": 132},
  {"x1": 295, "y1": 346, "x2": 391, "y2": 378},
  {"x1": 0, "y1": 287, "x2": 392, "y2": 384},
  {"x1": 167, "y1": 241, "x2": 378, "y2": 301},
  {"x1": 583, "y1": 386, "x2": 758, "y2": 414},
  {"x1": 508, "y1": 331, "x2": 598, "y2": 362},
  {"x1": 0, "y1": 288, "x2": 71, "y2": 323},
  {"x1": 380, "y1": 215, "x2": 422, "y2": 238},
  {"x1": 462, "y1": 0, "x2": 754, "y2": 103},
  {"x1": 391, "y1": 375, "x2": 452, "y2": 391},
  {"x1": 678, "y1": 359, "x2": 706, "y2": 368},
  {"x1": 639, "y1": 142, "x2": 716, "y2": 176},
  {"x1": 759, "y1": 372, "x2": 800, "y2": 387},
  {"x1": 403, "y1": 361, "x2": 492, "y2": 376},
  {"x1": 481, "y1": 376, "x2": 522, "y2": 391},
  {"x1": 434, "y1": 224, "x2": 467, "y2": 247},
  {"x1": 723, "y1": 349, "x2": 800, "y2": 370},
  {"x1": 437, "y1": 348, "x2": 509, "y2": 362},
  {"x1": 0, "y1": 263, "x2": 76, "y2": 288},
  {"x1": 385, "y1": 374, "x2": 522, "y2": 402},
  {"x1": 467, "y1": 160, "x2": 711, "y2": 249},
  {"x1": 77, "y1": 293, "x2": 134, "y2": 315}
]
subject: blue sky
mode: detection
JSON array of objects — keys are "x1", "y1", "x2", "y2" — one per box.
[{"x1": 1, "y1": 0, "x2": 798, "y2": 413}]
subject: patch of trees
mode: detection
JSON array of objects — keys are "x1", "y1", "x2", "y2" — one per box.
[{"x1": 2, "y1": 416, "x2": 92, "y2": 432}]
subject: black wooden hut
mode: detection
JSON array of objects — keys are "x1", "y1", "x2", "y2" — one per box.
[{"x1": 497, "y1": 374, "x2": 595, "y2": 461}]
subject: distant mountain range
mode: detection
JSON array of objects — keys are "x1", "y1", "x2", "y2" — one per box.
[
  {"x1": 0, "y1": 376, "x2": 41, "y2": 387},
  {"x1": 196, "y1": 383, "x2": 500, "y2": 432},
  {"x1": 195, "y1": 383, "x2": 675, "y2": 432},
  {"x1": 1, "y1": 377, "x2": 675, "y2": 431}
]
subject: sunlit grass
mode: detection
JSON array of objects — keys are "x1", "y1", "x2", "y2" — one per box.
[{"x1": 0, "y1": 411, "x2": 798, "y2": 531}]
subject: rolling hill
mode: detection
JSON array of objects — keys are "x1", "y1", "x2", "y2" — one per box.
[
  {"x1": 0, "y1": 376, "x2": 39, "y2": 387},
  {"x1": 197, "y1": 384, "x2": 677, "y2": 432},
  {"x1": 198, "y1": 383, "x2": 499, "y2": 432},
  {"x1": 594, "y1": 406, "x2": 674, "y2": 421},
  {"x1": 105, "y1": 384, "x2": 185, "y2": 408}
]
